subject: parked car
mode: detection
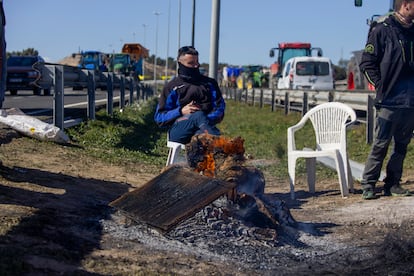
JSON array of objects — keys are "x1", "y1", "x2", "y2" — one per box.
[
  {"x1": 277, "y1": 56, "x2": 334, "y2": 90},
  {"x1": 6, "y1": 55, "x2": 51, "y2": 95}
]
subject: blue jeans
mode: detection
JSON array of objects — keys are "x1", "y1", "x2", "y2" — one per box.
[
  {"x1": 361, "y1": 107, "x2": 414, "y2": 190},
  {"x1": 168, "y1": 111, "x2": 220, "y2": 144}
]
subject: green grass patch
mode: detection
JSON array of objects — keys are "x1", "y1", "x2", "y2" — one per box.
[{"x1": 66, "y1": 97, "x2": 387, "y2": 180}]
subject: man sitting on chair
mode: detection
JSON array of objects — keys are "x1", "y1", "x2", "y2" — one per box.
[{"x1": 154, "y1": 46, "x2": 226, "y2": 144}]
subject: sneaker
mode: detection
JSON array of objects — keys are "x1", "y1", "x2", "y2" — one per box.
[
  {"x1": 384, "y1": 185, "x2": 412, "y2": 197},
  {"x1": 362, "y1": 189, "x2": 378, "y2": 200}
]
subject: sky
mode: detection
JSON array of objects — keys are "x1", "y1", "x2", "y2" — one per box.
[{"x1": 3, "y1": 0, "x2": 391, "y2": 66}]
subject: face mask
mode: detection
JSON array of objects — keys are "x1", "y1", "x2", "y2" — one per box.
[{"x1": 178, "y1": 62, "x2": 201, "y2": 82}]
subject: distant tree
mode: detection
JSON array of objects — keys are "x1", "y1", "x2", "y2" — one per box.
[{"x1": 6, "y1": 48, "x2": 39, "y2": 58}]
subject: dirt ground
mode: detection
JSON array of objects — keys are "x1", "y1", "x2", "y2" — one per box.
[{"x1": 1, "y1": 124, "x2": 414, "y2": 275}]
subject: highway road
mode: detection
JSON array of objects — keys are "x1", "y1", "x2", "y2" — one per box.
[{"x1": 2, "y1": 88, "x2": 124, "y2": 123}]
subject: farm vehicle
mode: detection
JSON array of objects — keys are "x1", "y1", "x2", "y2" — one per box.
[{"x1": 269, "y1": 42, "x2": 322, "y2": 88}]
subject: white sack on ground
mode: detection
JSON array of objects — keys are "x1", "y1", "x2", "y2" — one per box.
[{"x1": 0, "y1": 108, "x2": 70, "y2": 144}]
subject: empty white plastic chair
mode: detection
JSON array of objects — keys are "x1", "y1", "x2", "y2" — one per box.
[
  {"x1": 166, "y1": 133, "x2": 186, "y2": 166},
  {"x1": 287, "y1": 102, "x2": 357, "y2": 199}
]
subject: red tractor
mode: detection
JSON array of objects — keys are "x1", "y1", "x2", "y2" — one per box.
[{"x1": 269, "y1": 42, "x2": 323, "y2": 88}]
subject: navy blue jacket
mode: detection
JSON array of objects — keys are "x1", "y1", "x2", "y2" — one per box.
[{"x1": 154, "y1": 75, "x2": 225, "y2": 128}]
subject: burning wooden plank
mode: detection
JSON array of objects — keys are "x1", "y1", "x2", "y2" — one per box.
[{"x1": 110, "y1": 165, "x2": 236, "y2": 232}]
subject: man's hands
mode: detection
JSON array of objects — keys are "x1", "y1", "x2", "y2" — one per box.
[{"x1": 181, "y1": 101, "x2": 200, "y2": 115}]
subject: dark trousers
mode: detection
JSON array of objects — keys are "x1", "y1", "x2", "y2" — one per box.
[
  {"x1": 362, "y1": 107, "x2": 414, "y2": 190},
  {"x1": 168, "y1": 111, "x2": 220, "y2": 144}
]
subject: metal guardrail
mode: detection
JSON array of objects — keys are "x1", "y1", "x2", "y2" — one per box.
[
  {"x1": 36, "y1": 63, "x2": 155, "y2": 129},
  {"x1": 222, "y1": 86, "x2": 376, "y2": 144},
  {"x1": 35, "y1": 62, "x2": 376, "y2": 144}
]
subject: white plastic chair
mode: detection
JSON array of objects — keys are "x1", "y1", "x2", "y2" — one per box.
[
  {"x1": 166, "y1": 133, "x2": 186, "y2": 166},
  {"x1": 287, "y1": 102, "x2": 357, "y2": 199}
]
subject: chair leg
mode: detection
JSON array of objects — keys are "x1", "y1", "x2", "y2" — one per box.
[
  {"x1": 288, "y1": 155, "x2": 297, "y2": 199},
  {"x1": 345, "y1": 158, "x2": 354, "y2": 193},
  {"x1": 306, "y1": 157, "x2": 316, "y2": 194},
  {"x1": 334, "y1": 151, "x2": 349, "y2": 198},
  {"x1": 166, "y1": 146, "x2": 180, "y2": 166},
  {"x1": 166, "y1": 147, "x2": 174, "y2": 166}
]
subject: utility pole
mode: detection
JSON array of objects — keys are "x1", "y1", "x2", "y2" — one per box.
[
  {"x1": 191, "y1": 0, "x2": 196, "y2": 46},
  {"x1": 176, "y1": 0, "x2": 181, "y2": 73},
  {"x1": 209, "y1": 0, "x2": 220, "y2": 80},
  {"x1": 142, "y1": 24, "x2": 147, "y2": 80},
  {"x1": 165, "y1": 0, "x2": 171, "y2": 79},
  {"x1": 153, "y1": 11, "x2": 161, "y2": 91}
]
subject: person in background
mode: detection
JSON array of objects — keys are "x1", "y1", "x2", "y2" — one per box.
[
  {"x1": 154, "y1": 46, "x2": 225, "y2": 144},
  {"x1": 0, "y1": 0, "x2": 6, "y2": 108},
  {"x1": 359, "y1": 0, "x2": 414, "y2": 199}
]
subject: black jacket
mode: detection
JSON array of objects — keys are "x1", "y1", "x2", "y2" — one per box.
[
  {"x1": 360, "y1": 14, "x2": 414, "y2": 107},
  {"x1": 154, "y1": 75, "x2": 225, "y2": 128}
]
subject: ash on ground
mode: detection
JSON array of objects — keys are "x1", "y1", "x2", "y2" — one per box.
[{"x1": 102, "y1": 194, "x2": 372, "y2": 274}]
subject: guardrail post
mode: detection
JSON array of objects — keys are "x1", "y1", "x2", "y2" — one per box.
[
  {"x1": 284, "y1": 91, "x2": 289, "y2": 115},
  {"x1": 328, "y1": 91, "x2": 334, "y2": 102},
  {"x1": 129, "y1": 78, "x2": 134, "y2": 105},
  {"x1": 244, "y1": 88, "x2": 248, "y2": 104},
  {"x1": 271, "y1": 89, "x2": 275, "y2": 112},
  {"x1": 366, "y1": 95, "x2": 375, "y2": 144},
  {"x1": 136, "y1": 83, "x2": 146, "y2": 102},
  {"x1": 120, "y1": 75, "x2": 125, "y2": 109},
  {"x1": 107, "y1": 73, "x2": 113, "y2": 115},
  {"x1": 259, "y1": 89, "x2": 264, "y2": 108},
  {"x1": 252, "y1": 88, "x2": 255, "y2": 106},
  {"x1": 302, "y1": 92, "x2": 308, "y2": 115},
  {"x1": 87, "y1": 70, "x2": 95, "y2": 120},
  {"x1": 53, "y1": 65, "x2": 64, "y2": 129}
]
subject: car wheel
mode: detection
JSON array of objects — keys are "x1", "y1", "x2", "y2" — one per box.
[
  {"x1": 33, "y1": 87, "x2": 41, "y2": 95},
  {"x1": 43, "y1": 88, "x2": 51, "y2": 96},
  {"x1": 10, "y1": 90, "x2": 17, "y2": 95}
]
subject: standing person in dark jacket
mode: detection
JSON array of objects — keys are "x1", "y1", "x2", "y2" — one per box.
[
  {"x1": 359, "y1": 0, "x2": 414, "y2": 199},
  {"x1": 154, "y1": 46, "x2": 225, "y2": 144}
]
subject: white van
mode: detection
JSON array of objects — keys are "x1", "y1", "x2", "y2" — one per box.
[{"x1": 277, "y1": 56, "x2": 334, "y2": 90}]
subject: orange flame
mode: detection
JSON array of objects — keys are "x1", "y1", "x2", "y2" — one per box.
[{"x1": 194, "y1": 135, "x2": 244, "y2": 177}]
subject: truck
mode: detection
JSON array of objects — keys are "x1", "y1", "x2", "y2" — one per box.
[
  {"x1": 121, "y1": 43, "x2": 149, "y2": 80},
  {"x1": 74, "y1": 50, "x2": 108, "y2": 90},
  {"x1": 78, "y1": 50, "x2": 108, "y2": 72},
  {"x1": 268, "y1": 42, "x2": 323, "y2": 88},
  {"x1": 347, "y1": 0, "x2": 394, "y2": 90},
  {"x1": 108, "y1": 53, "x2": 133, "y2": 76}
]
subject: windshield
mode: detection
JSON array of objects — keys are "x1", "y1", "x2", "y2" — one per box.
[
  {"x1": 296, "y1": 61, "x2": 330, "y2": 76},
  {"x1": 83, "y1": 53, "x2": 99, "y2": 64},
  {"x1": 7, "y1": 56, "x2": 38, "y2": 66},
  {"x1": 281, "y1": 49, "x2": 309, "y2": 66},
  {"x1": 113, "y1": 55, "x2": 129, "y2": 64}
]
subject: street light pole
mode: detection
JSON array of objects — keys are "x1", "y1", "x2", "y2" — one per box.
[
  {"x1": 165, "y1": 0, "x2": 171, "y2": 79},
  {"x1": 191, "y1": 0, "x2": 196, "y2": 46},
  {"x1": 154, "y1": 11, "x2": 161, "y2": 90},
  {"x1": 142, "y1": 23, "x2": 147, "y2": 80},
  {"x1": 209, "y1": 0, "x2": 220, "y2": 80},
  {"x1": 177, "y1": 0, "x2": 181, "y2": 73}
]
